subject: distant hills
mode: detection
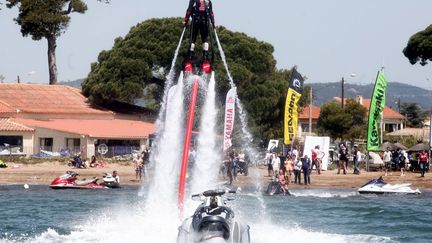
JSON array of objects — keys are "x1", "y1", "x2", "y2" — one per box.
[
  {"x1": 59, "y1": 79, "x2": 84, "y2": 89},
  {"x1": 310, "y1": 82, "x2": 432, "y2": 110},
  {"x1": 59, "y1": 79, "x2": 432, "y2": 111}
]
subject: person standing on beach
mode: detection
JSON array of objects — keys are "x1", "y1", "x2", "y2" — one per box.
[
  {"x1": 311, "y1": 145, "x2": 323, "y2": 174},
  {"x1": 337, "y1": 142, "x2": 348, "y2": 174},
  {"x1": 294, "y1": 158, "x2": 302, "y2": 184},
  {"x1": 285, "y1": 155, "x2": 294, "y2": 177},
  {"x1": 383, "y1": 147, "x2": 392, "y2": 176},
  {"x1": 352, "y1": 145, "x2": 361, "y2": 175},
  {"x1": 272, "y1": 153, "x2": 281, "y2": 180},
  {"x1": 399, "y1": 151, "x2": 407, "y2": 176},
  {"x1": 134, "y1": 153, "x2": 142, "y2": 180},
  {"x1": 419, "y1": 150, "x2": 429, "y2": 177},
  {"x1": 267, "y1": 154, "x2": 274, "y2": 177},
  {"x1": 337, "y1": 142, "x2": 348, "y2": 175},
  {"x1": 301, "y1": 155, "x2": 311, "y2": 185}
]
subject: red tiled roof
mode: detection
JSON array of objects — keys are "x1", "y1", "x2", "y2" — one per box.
[
  {"x1": 0, "y1": 84, "x2": 112, "y2": 115},
  {"x1": 299, "y1": 105, "x2": 320, "y2": 120},
  {"x1": 0, "y1": 100, "x2": 14, "y2": 114},
  {"x1": 333, "y1": 97, "x2": 404, "y2": 119},
  {"x1": 0, "y1": 118, "x2": 34, "y2": 132},
  {"x1": 12, "y1": 118, "x2": 155, "y2": 139}
]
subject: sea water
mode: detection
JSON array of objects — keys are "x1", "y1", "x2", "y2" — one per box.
[{"x1": 1, "y1": 185, "x2": 431, "y2": 243}]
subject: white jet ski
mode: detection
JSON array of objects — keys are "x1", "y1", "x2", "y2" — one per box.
[{"x1": 358, "y1": 178, "x2": 421, "y2": 195}]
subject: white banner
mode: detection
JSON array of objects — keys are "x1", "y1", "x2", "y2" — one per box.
[
  {"x1": 303, "y1": 136, "x2": 330, "y2": 170},
  {"x1": 223, "y1": 88, "x2": 236, "y2": 151},
  {"x1": 430, "y1": 113, "x2": 432, "y2": 148}
]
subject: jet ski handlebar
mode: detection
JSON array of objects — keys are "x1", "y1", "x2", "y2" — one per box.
[{"x1": 192, "y1": 189, "x2": 237, "y2": 199}]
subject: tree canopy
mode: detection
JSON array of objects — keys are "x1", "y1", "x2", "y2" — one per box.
[
  {"x1": 6, "y1": 0, "x2": 107, "y2": 84},
  {"x1": 83, "y1": 17, "x2": 293, "y2": 143},
  {"x1": 317, "y1": 100, "x2": 367, "y2": 141},
  {"x1": 403, "y1": 24, "x2": 432, "y2": 66},
  {"x1": 400, "y1": 102, "x2": 425, "y2": 128}
]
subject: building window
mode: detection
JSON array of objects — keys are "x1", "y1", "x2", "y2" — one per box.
[
  {"x1": 40, "y1": 138, "x2": 53, "y2": 152},
  {"x1": 66, "y1": 138, "x2": 81, "y2": 153},
  {"x1": 0, "y1": 136, "x2": 23, "y2": 153}
]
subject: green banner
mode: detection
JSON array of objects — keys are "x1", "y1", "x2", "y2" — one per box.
[{"x1": 367, "y1": 71, "x2": 387, "y2": 151}]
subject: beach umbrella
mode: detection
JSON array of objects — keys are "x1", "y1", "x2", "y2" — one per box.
[
  {"x1": 407, "y1": 143, "x2": 429, "y2": 152},
  {"x1": 379, "y1": 142, "x2": 396, "y2": 151},
  {"x1": 394, "y1": 142, "x2": 408, "y2": 150}
]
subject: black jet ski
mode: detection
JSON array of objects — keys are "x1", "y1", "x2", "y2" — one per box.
[
  {"x1": 266, "y1": 178, "x2": 291, "y2": 196},
  {"x1": 177, "y1": 189, "x2": 250, "y2": 243}
]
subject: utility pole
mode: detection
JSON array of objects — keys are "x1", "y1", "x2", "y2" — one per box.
[
  {"x1": 398, "y1": 97, "x2": 401, "y2": 112},
  {"x1": 308, "y1": 86, "x2": 312, "y2": 135},
  {"x1": 341, "y1": 77, "x2": 345, "y2": 108}
]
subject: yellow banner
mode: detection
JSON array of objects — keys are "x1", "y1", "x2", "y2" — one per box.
[{"x1": 284, "y1": 88, "x2": 302, "y2": 144}]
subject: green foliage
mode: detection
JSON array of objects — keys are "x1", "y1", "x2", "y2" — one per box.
[
  {"x1": 6, "y1": 0, "x2": 88, "y2": 40},
  {"x1": 84, "y1": 17, "x2": 289, "y2": 142},
  {"x1": 317, "y1": 99, "x2": 367, "y2": 141},
  {"x1": 403, "y1": 24, "x2": 432, "y2": 66},
  {"x1": 400, "y1": 102, "x2": 425, "y2": 128},
  {"x1": 6, "y1": 0, "x2": 103, "y2": 84}
]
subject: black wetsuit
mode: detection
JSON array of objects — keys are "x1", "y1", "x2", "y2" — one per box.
[{"x1": 184, "y1": 0, "x2": 215, "y2": 44}]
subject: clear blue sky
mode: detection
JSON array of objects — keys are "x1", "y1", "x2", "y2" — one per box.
[{"x1": 1, "y1": 0, "x2": 431, "y2": 89}]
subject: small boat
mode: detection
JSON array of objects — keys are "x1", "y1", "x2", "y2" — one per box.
[
  {"x1": 358, "y1": 178, "x2": 421, "y2": 195},
  {"x1": 50, "y1": 171, "x2": 108, "y2": 189}
]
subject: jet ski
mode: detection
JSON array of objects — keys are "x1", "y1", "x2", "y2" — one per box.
[
  {"x1": 99, "y1": 173, "x2": 121, "y2": 188},
  {"x1": 358, "y1": 178, "x2": 421, "y2": 195},
  {"x1": 177, "y1": 189, "x2": 250, "y2": 243},
  {"x1": 50, "y1": 171, "x2": 108, "y2": 189},
  {"x1": 266, "y1": 178, "x2": 291, "y2": 196}
]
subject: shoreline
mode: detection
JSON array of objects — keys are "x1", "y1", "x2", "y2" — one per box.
[{"x1": 0, "y1": 162, "x2": 430, "y2": 191}]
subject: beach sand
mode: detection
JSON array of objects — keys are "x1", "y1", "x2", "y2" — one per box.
[{"x1": 0, "y1": 162, "x2": 430, "y2": 191}]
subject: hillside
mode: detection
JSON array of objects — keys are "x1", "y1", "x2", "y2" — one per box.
[
  {"x1": 59, "y1": 79, "x2": 83, "y2": 89},
  {"x1": 59, "y1": 79, "x2": 432, "y2": 110},
  {"x1": 310, "y1": 82, "x2": 432, "y2": 110}
]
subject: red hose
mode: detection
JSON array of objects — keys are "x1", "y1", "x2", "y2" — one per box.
[{"x1": 178, "y1": 76, "x2": 200, "y2": 218}]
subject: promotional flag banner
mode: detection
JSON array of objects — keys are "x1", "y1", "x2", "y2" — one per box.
[
  {"x1": 367, "y1": 71, "x2": 388, "y2": 151},
  {"x1": 284, "y1": 68, "x2": 304, "y2": 144},
  {"x1": 223, "y1": 88, "x2": 236, "y2": 151}
]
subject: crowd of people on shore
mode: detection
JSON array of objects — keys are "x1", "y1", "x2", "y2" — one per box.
[
  {"x1": 260, "y1": 140, "x2": 431, "y2": 192},
  {"x1": 263, "y1": 145, "x2": 325, "y2": 191},
  {"x1": 68, "y1": 147, "x2": 151, "y2": 182},
  {"x1": 382, "y1": 147, "x2": 429, "y2": 177}
]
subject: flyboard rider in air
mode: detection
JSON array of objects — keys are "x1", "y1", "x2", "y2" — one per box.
[{"x1": 182, "y1": 0, "x2": 215, "y2": 74}]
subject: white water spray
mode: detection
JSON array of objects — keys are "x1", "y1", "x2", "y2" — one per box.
[
  {"x1": 214, "y1": 29, "x2": 266, "y2": 217},
  {"x1": 192, "y1": 72, "x2": 220, "y2": 193},
  {"x1": 147, "y1": 74, "x2": 184, "y2": 205},
  {"x1": 149, "y1": 27, "x2": 186, "y2": 166},
  {"x1": 214, "y1": 29, "x2": 258, "y2": 160}
]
